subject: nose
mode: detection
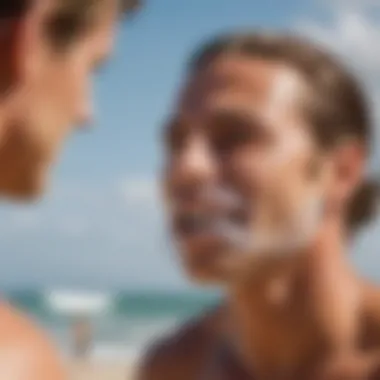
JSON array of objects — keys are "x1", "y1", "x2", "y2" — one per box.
[{"x1": 167, "y1": 135, "x2": 217, "y2": 199}]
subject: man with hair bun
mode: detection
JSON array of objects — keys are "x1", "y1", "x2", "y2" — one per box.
[
  {"x1": 0, "y1": 0, "x2": 140, "y2": 379},
  {"x1": 138, "y1": 31, "x2": 380, "y2": 380}
]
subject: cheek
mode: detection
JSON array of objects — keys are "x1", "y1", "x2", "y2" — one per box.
[
  {"x1": 224, "y1": 139, "x2": 316, "y2": 209},
  {"x1": 31, "y1": 64, "x2": 86, "y2": 148},
  {"x1": 46, "y1": 51, "x2": 90, "y2": 117},
  {"x1": 223, "y1": 147, "x2": 286, "y2": 193},
  {"x1": 58, "y1": 60, "x2": 88, "y2": 116}
]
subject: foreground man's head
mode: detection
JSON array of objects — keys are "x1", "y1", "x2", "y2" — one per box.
[
  {"x1": 0, "y1": 2, "x2": 141, "y2": 380},
  {"x1": 163, "y1": 32, "x2": 377, "y2": 284},
  {"x1": 0, "y1": 0, "x2": 139, "y2": 199}
]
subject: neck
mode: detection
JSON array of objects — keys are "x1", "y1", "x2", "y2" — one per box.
[{"x1": 224, "y1": 223, "x2": 361, "y2": 379}]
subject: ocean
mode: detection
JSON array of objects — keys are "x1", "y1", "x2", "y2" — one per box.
[{"x1": 5, "y1": 290, "x2": 220, "y2": 362}]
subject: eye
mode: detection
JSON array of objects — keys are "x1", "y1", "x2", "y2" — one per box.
[{"x1": 210, "y1": 114, "x2": 263, "y2": 155}]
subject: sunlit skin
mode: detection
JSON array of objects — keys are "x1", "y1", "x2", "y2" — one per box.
[
  {"x1": 138, "y1": 55, "x2": 380, "y2": 380},
  {"x1": 0, "y1": 0, "x2": 117, "y2": 199},
  {"x1": 0, "y1": 1, "x2": 120, "y2": 379}
]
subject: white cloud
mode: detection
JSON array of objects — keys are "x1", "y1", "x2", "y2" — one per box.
[
  {"x1": 298, "y1": 7, "x2": 380, "y2": 74},
  {"x1": 297, "y1": 0, "x2": 380, "y2": 168},
  {"x1": 326, "y1": 0, "x2": 380, "y2": 9}
]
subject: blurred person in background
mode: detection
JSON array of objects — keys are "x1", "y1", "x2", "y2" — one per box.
[
  {"x1": 72, "y1": 316, "x2": 93, "y2": 361},
  {"x1": 0, "y1": 0, "x2": 139, "y2": 379},
  {"x1": 138, "y1": 32, "x2": 380, "y2": 380}
]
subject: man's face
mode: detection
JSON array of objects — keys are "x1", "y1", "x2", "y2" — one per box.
[
  {"x1": 0, "y1": 1, "x2": 118, "y2": 199},
  {"x1": 163, "y1": 57, "x2": 335, "y2": 284}
]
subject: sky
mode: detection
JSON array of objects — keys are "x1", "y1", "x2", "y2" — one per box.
[{"x1": 1, "y1": 0, "x2": 380, "y2": 290}]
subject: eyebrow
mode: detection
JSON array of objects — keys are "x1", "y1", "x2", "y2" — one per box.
[{"x1": 163, "y1": 110, "x2": 270, "y2": 144}]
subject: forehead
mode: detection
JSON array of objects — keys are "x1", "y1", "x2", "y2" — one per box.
[{"x1": 178, "y1": 56, "x2": 306, "y2": 125}]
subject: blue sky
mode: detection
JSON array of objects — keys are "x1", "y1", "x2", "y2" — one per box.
[{"x1": 1, "y1": 0, "x2": 380, "y2": 290}]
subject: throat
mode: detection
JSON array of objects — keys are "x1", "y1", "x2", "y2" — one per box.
[{"x1": 222, "y1": 249, "x2": 360, "y2": 379}]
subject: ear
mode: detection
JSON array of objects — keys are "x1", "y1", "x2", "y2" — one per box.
[{"x1": 329, "y1": 140, "x2": 366, "y2": 206}]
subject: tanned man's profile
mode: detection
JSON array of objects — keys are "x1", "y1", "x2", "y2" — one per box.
[
  {"x1": 138, "y1": 32, "x2": 380, "y2": 380},
  {"x1": 0, "y1": 0, "x2": 139, "y2": 379}
]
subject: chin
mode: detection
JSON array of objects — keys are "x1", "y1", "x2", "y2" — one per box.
[
  {"x1": 183, "y1": 249, "x2": 243, "y2": 285},
  {"x1": 3, "y1": 186, "x2": 43, "y2": 202},
  {"x1": 186, "y1": 247, "x2": 279, "y2": 286},
  {"x1": 1, "y1": 173, "x2": 47, "y2": 202}
]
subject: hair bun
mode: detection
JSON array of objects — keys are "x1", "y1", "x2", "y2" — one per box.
[{"x1": 348, "y1": 179, "x2": 380, "y2": 231}]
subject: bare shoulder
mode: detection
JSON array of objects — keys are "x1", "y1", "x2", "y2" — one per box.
[
  {"x1": 0, "y1": 303, "x2": 65, "y2": 380},
  {"x1": 136, "y1": 307, "x2": 222, "y2": 380}
]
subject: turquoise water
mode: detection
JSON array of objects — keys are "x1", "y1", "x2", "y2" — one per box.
[{"x1": 5, "y1": 290, "x2": 219, "y2": 361}]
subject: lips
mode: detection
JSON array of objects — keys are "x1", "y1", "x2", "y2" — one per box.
[
  {"x1": 174, "y1": 210, "x2": 247, "y2": 235},
  {"x1": 172, "y1": 187, "x2": 249, "y2": 246}
]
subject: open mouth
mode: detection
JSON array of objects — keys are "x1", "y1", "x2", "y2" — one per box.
[
  {"x1": 173, "y1": 206, "x2": 249, "y2": 241},
  {"x1": 170, "y1": 186, "x2": 252, "y2": 253}
]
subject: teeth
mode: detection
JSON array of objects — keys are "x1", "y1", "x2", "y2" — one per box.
[
  {"x1": 175, "y1": 187, "x2": 249, "y2": 239},
  {"x1": 213, "y1": 219, "x2": 251, "y2": 249},
  {"x1": 176, "y1": 211, "x2": 251, "y2": 248}
]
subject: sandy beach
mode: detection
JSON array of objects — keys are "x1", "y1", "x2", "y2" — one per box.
[{"x1": 68, "y1": 360, "x2": 136, "y2": 380}]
